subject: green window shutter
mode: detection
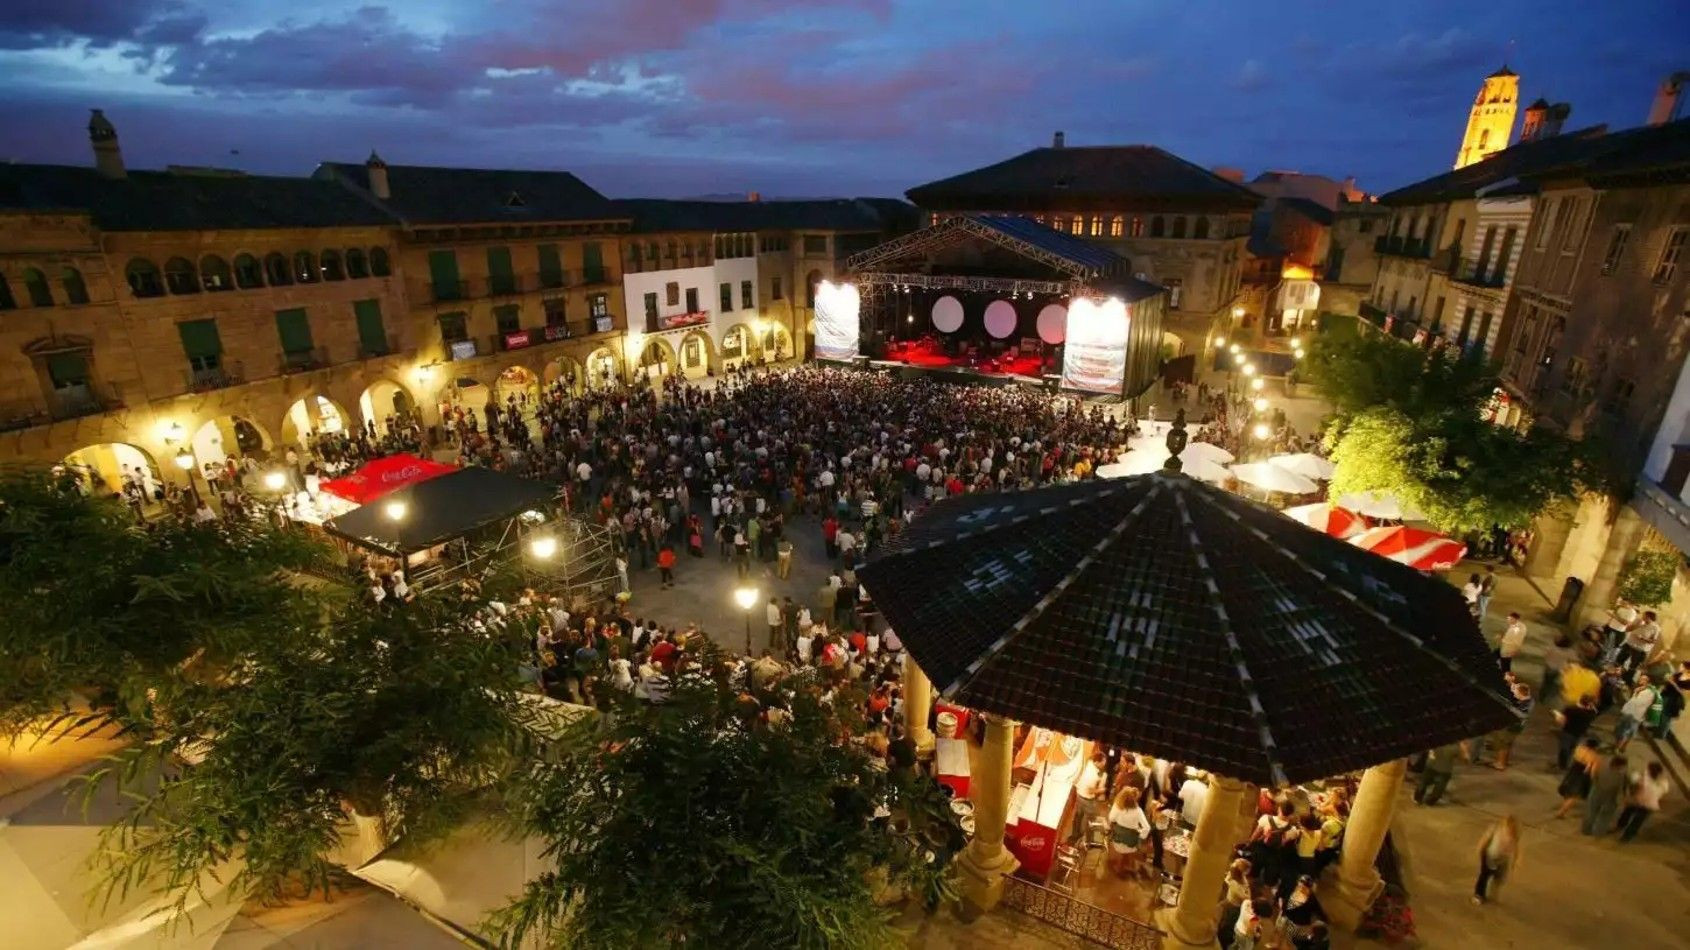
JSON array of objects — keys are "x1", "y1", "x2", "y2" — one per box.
[
  {"x1": 354, "y1": 299, "x2": 387, "y2": 353},
  {"x1": 487, "y1": 246, "x2": 513, "y2": 276},
  {"x1": 275, "y1": 308, "x2": 313, "y2": 353},
  {"x1": 428, "y1": 250, "x2": 460, "y2": 287},
  {"x1": 47, "y1": 352, "x2": 89, "y2": 386},
  {"x1": 583, "y1": 243, "x2": 603, "y2": 269},
  {"x1": 177, "y1": 319, "x2": 222, "y2": 359},
  {"x1": 538, "y1": 244, "x2": 563, "y2": 282}
]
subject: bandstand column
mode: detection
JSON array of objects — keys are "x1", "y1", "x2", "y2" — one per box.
[
  {"x1": 1157, "y1": 774, "x2": 1249, "y2": 950},
  {"x1": 1317, "y1": 757, "x2": 1407, "y2": 931},
  {"x1": 954, "y1": 713, "x2": 1018, "y2": 917},
  {"x1": 902, "y1": 654, "x2": 935, "y2": 760}
]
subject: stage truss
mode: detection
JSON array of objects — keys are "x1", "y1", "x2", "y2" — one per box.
[{"x1": 529, "y1": 516, "x2": 621, "y2": 609}]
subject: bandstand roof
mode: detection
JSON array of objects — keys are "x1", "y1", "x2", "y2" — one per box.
[
  {"x1": 858, "y1": 472, "x2": 1519, "y2": 786},
  {"x1": 325, "y1": 466, "x2": 554, "y2": 556}
]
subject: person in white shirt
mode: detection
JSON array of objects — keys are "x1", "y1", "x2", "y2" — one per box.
[
  {"x1": 1614, "y1": 676, "x2": 1659, "y2": 751},
  {"x1": 1616, "y1": 761, "x2": 1669, "y2": 842},
  {"x1": 1068, "y1": 753, "x2": 1108, "y2": 844},
  {"x1": 1620, "y1": 611, "x2": 1662, "y2": 676},
  {"x1": 1496, "y1": 612, "x2": 1528, "y2": 673},
  {"x1": 1178, "y1": 772, "x2": 1209, "y2": 826},
  {"x1": 1106, "y1": 787, "x2": 1150, "y2": 877}
]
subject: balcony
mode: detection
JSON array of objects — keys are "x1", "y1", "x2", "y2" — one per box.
[
  {"x1": 0, "y1": 384, "x2": 125, "y2": 433},
  {"x1": 487, "y1": 273, "x2": 531, "y2": 296},
  {"x1": 491, "y1": 329, "x2": 537, "y2": 353},
  {"x1": 359, "y1": 337, "x2": 393, "y2": 359},
  {"x1": 185, "y1": 361, "x2": 245, "y2": 393},
  {"x1": 1374, "y1": 235, "x2": 1429, "y2": 259},
  {"x1": 538, "y1": 269, "x2": 569, "y2": 290},
  {"x1": 1635, "y1": 477, "x2": 1690, "y2": 560},
  {"x1": 1449, "y1": 259, "x2": 1507, "y2": 289},
  {"x1": 580, "y1": 267, "x2": 612, "y2": 286},
  {"x1": 1430, "y1": 245, "x2": 1460, "y2": 274},
  {"x1": 1359, "y1": 301, "x2": 1388, "y2": 327},
  {"x1": 280, "y1": 346, "x2": 330, "y2": 374}
]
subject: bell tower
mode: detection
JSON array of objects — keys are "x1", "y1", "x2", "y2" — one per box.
[{"x1": 1454, "y1": 66, "x2": 1520, "y2": 169}]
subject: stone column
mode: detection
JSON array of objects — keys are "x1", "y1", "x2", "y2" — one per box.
[
  {"x1": 1576, "y1": 505, "x2": 1647, "y2": 631},
  {"x1": 1157, "y1": 774, "x2": 1249, "y2": 950},
  {"x1": 1317, "y1": 757, "x2": 1407, "y2": 931},
  {"x1": 954, "y1": 713, "x2": 1018, "y2": 918},
  {"x1": 903, "y1": 653, "x2": 935, "y2": 760}
]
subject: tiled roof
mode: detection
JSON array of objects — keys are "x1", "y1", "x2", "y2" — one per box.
[
  {"x1": 972, "y1": 214, "x2": 1130, "y2": 274},
  {"x1": 859, "y1": 474, "x2": 1519, "y2": 786},
  {"x1": 315, "y1": 162, "x2": 623, "y2": 225},
  {"x1": 0, "y1": 164, "x2": 397, "y2": 231},
  {"x1": 1375, "y1": 123, "x2": 1673, "y2": 205},
  {"x1": 614, "y1": 197, "x2": 918, "y2": 233},
  {"x1": 906, "y1": 146, "x2": 1264, "y2": 211}
]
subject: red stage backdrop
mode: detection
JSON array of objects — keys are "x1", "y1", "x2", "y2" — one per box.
[{"x1": 320, "y1": 453, "x2": 457, "y2": 505}]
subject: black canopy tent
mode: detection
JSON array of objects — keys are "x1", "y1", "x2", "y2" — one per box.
[
  {"x1": 857, "y1": 468, "x2": 1519, "y2": 787},
  {"x1": 323, "y1": 467, "x2": 616, "y2": 601}
]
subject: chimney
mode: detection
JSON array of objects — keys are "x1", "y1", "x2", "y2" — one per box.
[
  {"x1": 1648, "y1": 71, "x2": 1689, "y2": 126},
  {"x1": 1520, "y1": 98, "x2": 1550, "y2": 141},
  {"x1": 747, "y1": 191, "x2": 761, "y2": 202},
  {"x1": 1052, "y1": 131, "x2": 1065, "y2": 148},
  {"x1": 365, "y1": 150, "x2": 390, "y2": 199},
  {"x1": 88, "y1": 109, "x2": 125, "y2": 180}
]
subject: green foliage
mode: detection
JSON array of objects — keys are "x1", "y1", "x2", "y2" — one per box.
[
  {"x1": 1302, "y1": 331, "x2": 1494, "y2": 430},
  {"x1": 491, "y1": 656, "x2": 960, "y2": 950},
  {"x1": 2, "y1": 466, "x2": 537, "y2": 914},
  {"x1": 1618, "y1": 548, "x2": 1679, "y2": 606},
  {"x1": 1327, "y1": 407, "x2": 1588, "y2": 534}
]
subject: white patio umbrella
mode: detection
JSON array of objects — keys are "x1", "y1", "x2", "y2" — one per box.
[
  {"x1": 1336, "y1": 490, "x2": 1427, "y2": 522},
  {"x1": 1128, "y1": 435, "x2": 1233, "y2": 465},
  {"x1": 1268, "y1": 452, "x2": 1336, "y2": 481},
  {"x1": 1230, "y1": 462, "x2": 1319, "y2": 495},
  {"x1": 1098, "y1": 450, "x2": 1231, "y2": 484}
]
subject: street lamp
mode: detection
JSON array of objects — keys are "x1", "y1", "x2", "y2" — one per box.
[
  {"x1": 1253, "y1": 422, "x2": 1272, "y2": 440},
  {"x1": 1232, "y1": 306, "x2": 1245, "y2": 319},
  {"x1": 734, "y1": 585, "x2": 759, "y2": 655},
  {"x1": 173, "y1": 447, "x2": 203, "y2": 507},
  {"x1": 384, "y1": 499, "x2": 408, "y2": 521},
  {"x1": 1240, "y1": 363, "x2": 1256, "y2": 377},
  {"x1": 1228, "y1": 343, "x2": 1241, "y2": 355},
  {"x1": 529, "y1": 535, "x2": 558, "y2": 560},
  {"x1": 1250, "y1": 377, "x2": 1265, "y2": 392},
  {"x1": 1252, "y1": 397, "x2": 1268, "y2": 413},
  {"x1": 1214, "y1": 335, "x2": 1227, "y2": 348},
  {"x1": 263, "y1": 470, "x2": 287, "y2": 492}
]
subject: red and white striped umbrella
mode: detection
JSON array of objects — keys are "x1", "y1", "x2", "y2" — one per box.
[
  {"x1": 1282, "y1": 503, "x2": 1368, "y2": 540},
  {"x1": 1350, "y1": 525, "x2": 1467, "y2": 572}
]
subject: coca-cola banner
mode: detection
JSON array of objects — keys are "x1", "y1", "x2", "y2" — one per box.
[{"x1": 320, "y1": 453, "x2": 458, "y2": 505}]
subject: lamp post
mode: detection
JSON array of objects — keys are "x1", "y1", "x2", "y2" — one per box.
[
  {"x1": 734, "y1": 585, "x2": 759, "y2": 655},
  {"x1": 173, "y1": 447, "x2": 201, "y2": 507},
  {"x1": 263, "y1": 469, "x2": 290, "y2": 526}
]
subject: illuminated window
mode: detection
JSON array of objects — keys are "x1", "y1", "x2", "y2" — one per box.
[
  {"x1": 1110, "y1": 216, "x2": 1123, "y2": 237},
  {"x1": 1050, "y1": 216, "x2": 1065, "y2": 232},
  {"x1": 1655, "y1": 227, "x2": 1686, "y2": 284},
  {"x1": 1071, "y1": 217, "x2": 1085, "y2": 235},
  {"x1": 1089, "y1": 216, "x2": 1103, "y2": 236}
]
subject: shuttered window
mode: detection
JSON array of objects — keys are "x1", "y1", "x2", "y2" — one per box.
[
  {"x1": 275, "y1": 308, "x2": 313, "y2": 354},
  {"x1": 177, "y1": 319, "x2": 222, "y2": 369},
  {"x1": 47, "y1": 352, "x2": 89, "y2": 386},
  {"x1": 354, "y1": 299, "x2": 387, "y2": 354}
]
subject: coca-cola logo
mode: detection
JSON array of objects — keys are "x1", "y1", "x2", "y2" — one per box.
[
  {"x1": 1020, "y1": 834, "x2": 1048, "y2": 851},
  {"x1": 380, "y1": 464, "x2": 425, "y2": 483}
]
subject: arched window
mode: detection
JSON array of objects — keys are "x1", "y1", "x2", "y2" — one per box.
[
  {"x1": 1150, "y1": 216, "x2": 1166, "y2": 238},
  {"x1": 163, "y1": 257, "x2": 199, "y2": 295},
  {"x1": 345, "y1": 248, "x2": 369, "y2": 279},
  {"x1": 319, "y1": 250, "x2": 345, "y2": 281},
  {"x1": 293, "y1": 251, "x2": 318, "y2": 283},
  {"x1": 1089, "y1": 216, "x2": 1103, "y2": 236},
  {"x1": 60, "y1": 266, "x2": 89, "y2": 304},
  {"x1": 368, "y1": 247, "x2": 391, "y2": 277},
  {"x1": 1194, "y1": 217, "x2": 1211, "y2": 239},
  {"x1": 1171, "y1": 217, "x2": 1187, "y2": 239},
  {"x1": 1071, "y1": 218, "x2": 1085, "y2": 235},
  {"x1": 233, "y1": 254, "x2": 263, "y2": 289},
  {"x1": 126, "y1": 258, "x2": 164, "y2": 297},
  {"x1": 22, "y1": 267, "x2": 53, "y2": 307},
  {"x1": 1109, "y1": 216, "x2": 1124, "y2": 237},
  {"x1": 264, "y1": 252, "x2": 292, "y2": 286},
  {"x1": 200, "y1": 254, "x2": 233, "y2": 291}
]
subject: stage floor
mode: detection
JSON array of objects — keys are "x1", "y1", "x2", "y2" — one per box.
[{"x1": 883, "y1": 340, "x2": 1047, "y2": 378}]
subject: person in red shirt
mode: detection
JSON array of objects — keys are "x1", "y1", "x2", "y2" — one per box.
[
  {"x1": 657, "y1": 544, "x2": 676, "y2": 588},
  {"x1": 822, "y1": 515, "x2": 839, "y2": 558}
]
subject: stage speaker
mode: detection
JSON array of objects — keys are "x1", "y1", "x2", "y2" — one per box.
[{"x1": 853, "y1": 355, "x2": 872, "y2": 370}]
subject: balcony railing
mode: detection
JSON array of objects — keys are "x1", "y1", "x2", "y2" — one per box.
[
  {"x1": 186, "y1": 361, "x2": 244, "y2": 393},
  {"x1": 1449, "y1": 259, "x2": 1507, "y2": 289},
  {"x1": 359, "y1": 337, "x2": 393, "y2": 359},
  {"x1": 1000, "y1": 877, "x2": 1162, "y2": 950},
  {"x1": 487, "y1": 273, "x2": 530, "y2": 296},
  {"x1": 580, "y1": 267, "x2": 611, "y2": 286},
  {"x1": 50, "y1": 383, "x2": 124, "y2": 421},
  {"x1": 1374, "y1": 235, "x2": 1429, "y2": 258},
  {"x1": 538, "y1": 269, "x2": 568, "y2": 290},
  {"x1": 1635, "y1": 478, "x2": 1690, "y2": 560},
  {"x1": 1359, "y1": 301, "x2": 1388, "y2": 326},
  {"x1": 1430, "y1": 245, "x2": 1460, "y2": 274},
  {"x1": 280, "y1": 346, "x2": 330, "y2": 374}
]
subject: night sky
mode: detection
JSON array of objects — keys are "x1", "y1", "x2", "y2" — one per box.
[{"x1": 3, "y1": 1, "x2": 1684, "y2": 199}]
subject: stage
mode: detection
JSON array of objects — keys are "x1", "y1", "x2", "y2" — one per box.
[{"x1": 879, "y1": 337, "x2": 1050, "y2": 379}]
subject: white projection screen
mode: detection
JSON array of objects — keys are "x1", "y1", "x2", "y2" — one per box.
[
  {"x1": 1060, "y1": 297, "x2": 1130, "y2": 394},
  {"x1": 813, "y1": 280, "x2": 861, "y2": 362}
]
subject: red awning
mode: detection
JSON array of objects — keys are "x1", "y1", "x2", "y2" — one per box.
[{"x1": 320, "y1": 453, "x2": 457, "y2": 505}]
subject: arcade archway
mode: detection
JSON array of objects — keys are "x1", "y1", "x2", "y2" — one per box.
[
  {"x1": 280, "y1": 394, "x2": 351, "y2": 449},
  {"x1": 494, "y1": 364, "x2": 541, "y2": 412},
  {"x1": 678, "y1": 330, "x2": 716, "y2": 379},
  {"x1": 721, "y1": 323, "x2": 764, "y2": 370},
  {"x1": 635, "y1": 337, "x2": 677, "y2": 383},
  {"x1": 358, "y1": 379, "x2": 417, "y2": 435},
  {"x1": 190, "y1": 414, "x2": 272, "y2": 477},
  {"x1": 61, "y1": 442, "x2": 160, "y2": 499},
  {"x1": 585, "y1": 348, "x2": 621, "y2": 390},
  {"x1": 543, "y1": 355, "x2": 587, "y2": 396},
  {"x1": 762, "y1": 323, "x2": 795, "y2": 362}
]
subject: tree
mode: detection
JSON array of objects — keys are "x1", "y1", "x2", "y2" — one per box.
[
  {"x1": 1, "y1": 467, "x2": 537, "y2": 913},
  {"x1": 1327, "y1": 407, "x2": 1587, "y2": 534},
  {"x1": 1618, "y1": 548, "x2": 1679, "y2": 606},
  {"x1": 491, "y1": 655, "x2": 961, "y2": 950},
  {"x1": 1301, "y1": 332, "x2": 1493, "y2": 429}
]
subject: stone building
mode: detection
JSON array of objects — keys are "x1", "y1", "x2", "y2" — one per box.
[
  {"x1": 614, "y1": 198, "x2": 917, "y2": 381},
  {"x1": 905, "y1": 133, "x2": 1259, "y2": 353},
  {"x1": 1322, "y1": 197, "x2": 1390, "y2": 316},
  {"x1": 1491, "y1": 116, "x2": 1690, "y2": 634},
  {"x1": 1454, "y1": 66, "x2": 1520, "y2": 169}
]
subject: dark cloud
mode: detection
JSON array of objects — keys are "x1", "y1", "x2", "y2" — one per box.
[{"x1": 0, "y1": 0, "x2": 198, "y2": 49}]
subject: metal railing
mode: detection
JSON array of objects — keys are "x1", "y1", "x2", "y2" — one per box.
[
  {"x1": 1374, "y1": 235, "x2": 1429, "y2": 258},
  {"x1": 280, "y1": 346, "x2": 330, "y2": 374},
  {"x1": 1450, "y1": 259, "x2": 1506, "y2": 288},
  {"x1": 1000, "y1": 877, "x2": 1163, "y2": 949},
  {"x1": 431, "y1": 279, "x2": 472, "y2": 302},
  {"x1": 186, "y1": 361, "x2": 244, "y2": 392},
  {"x1": 359, "y1": 337, "x2": 393, "y2": 359},
  {"x1": 580, "y1": 267, "x2": 611, "y2": 286}
]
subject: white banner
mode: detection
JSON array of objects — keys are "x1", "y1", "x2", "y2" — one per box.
[
  {"x1": 1061, "y1": 297, "x2": 1130, "y2": 394},
  {"x1": 814, "y1": 280, "x2": 860, "y2": 362}
]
